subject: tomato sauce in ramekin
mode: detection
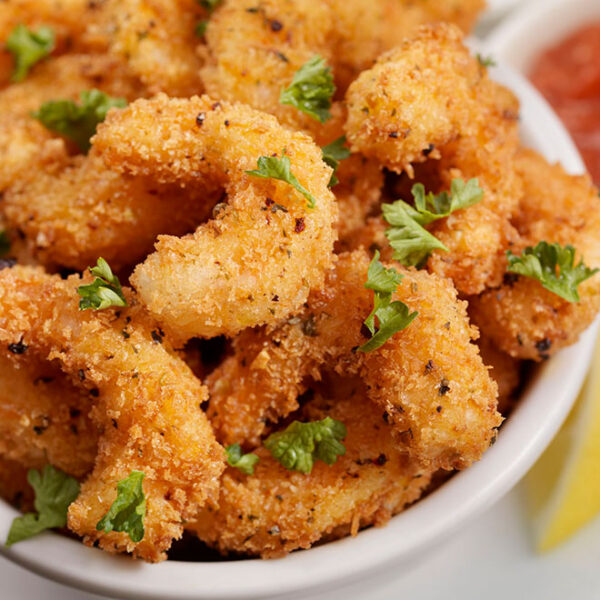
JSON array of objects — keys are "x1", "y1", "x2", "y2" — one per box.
[{"x1": 530, "y1": 23, "x2": 600, "y2": 183}]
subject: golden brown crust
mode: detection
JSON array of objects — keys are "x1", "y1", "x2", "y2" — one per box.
[
  {"x1": 208, "y1": 250, "x2": 500, "y2": 471},
  {"x1": 191, "y1": 378, "x2": 432, "y2": 558},
  {"x1": 93, "y1": 94, "x2": 338, "y2": 341},
  {"x1": 0, "y1": 266, "x2": 225, "y2": 561}
]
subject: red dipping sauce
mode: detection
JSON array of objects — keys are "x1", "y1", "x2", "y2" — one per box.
[{"x1": 530, "y1": 23, "x2": 600, "y2": 183}]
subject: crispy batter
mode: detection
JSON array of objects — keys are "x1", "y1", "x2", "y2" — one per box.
[
  {"x1": 94, "y1": 0, "x2": 204, "y2": 96},
  {"x1": 208, "y1": 250, "x2": 500, "y2": 471},
  {"x1": 0, "y1": 351, "x2": 97, "y2": 478},
  {"x1": 0, "y1": 266, "x2": 225, "y2": 561},
  {"x1": 345, "y1": 23, "x2": 522, "y2": 295},
  {"x1": 191, "y1": 378, "x2": 432, "y2": 558},
  {"x1": 4, "y1": 151, "x2": 219, "y2": 271},
  {"x1": 93, "y1": 94, "x2": 338, "y2": 341},
  {"x1": 476, "y1": 336, "x2": 523, "y2": 415},
  {"x1": 469, "y1": 149, "x2": 600, "y2": 360},
  {"x1": 0, "y1": 457, "x2": 34, "y2": 511},
  {"x1": 0, "y1": 0, "x2": 108, "y2": 85},
  {"x1": 0, "y1": 53, "x2": 144, "y2": 192}
]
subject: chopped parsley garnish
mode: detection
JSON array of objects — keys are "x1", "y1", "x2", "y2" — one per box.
[
  {"x1": 264, "y1": 417, "x2": 347, "y2": 474},
  {"x1": 358, "y1": 251, "x2": 418, "y2": 353},
  {"x1": 32, "y1": 89, "x2": 127, "y2": 152},
  {"x1": 507, "y1": 241, "x2": 598, "y2": 303},
  {"x1": 199, "y1": 0, "x2": 221, "y2": 10},
  {"x1": 195, "y1": 0, "x2": 221, "y2": 37},
  {"x1": 476, "y1": 53, "x2": 497, "y2": 68},
  {"x1": 226, "y1": 444, "x2": 259, "y2": 475},
  {"x1": 78, "y1": 257, "x2": 128, "y2": 311},
  {"x1": 321, "y1": 136, "x2": 350, "y2": 187},
  {"x1": 0, "y1": 230, "x2": 11, "y2": 256},
  {"x1": 195, "y1": 20, "x2": 208, "y2": 37},
  {"x1": 280, "y1": 55, "x2": 335, "y2": 123},
  {"x1": 96, "y1": 471, "x2": 146, "y2": 543},
  {"x1": 246, "y1": 149, "x2": 317, "y2": 208},
  {"x1": 6, "y1": 24, "x2": 55, "y2": 82},
  {"x1": 382, "y1": 178, "x2": 483, "y2": 267},
  {"x1": 6, "y1": 465, "x2": 80, "y2": 546}
]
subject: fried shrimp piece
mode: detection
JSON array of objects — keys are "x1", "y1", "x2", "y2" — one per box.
[
  {"x1": 191, "y1": 379, "x2": 432, "y2": 558},
  {"x1": 95, "y1": 0, "x2": 204, "y2": 96},
  {"x1": 0, "y1": 266, "x2": 225, "y2": 561},
  {"x1": 0, "y1": 53, "x2": 143, "y2": 191},
  {"x1": 208, "y1": 250, "x2": 500, "y2": 471},
  {"x1": 476, "y1": 336, "x2": 522, "y2": 415},
  {"x1": 0, "y1": 351, "x2": 97, "y2": 478},
  {"x1": 0, "y1": 0, "x2": 108, "y2": 85},
  {"x1": 4, "y1": 151, "x2": 220, "y2": 271},
  {"x1": 470, "y1": 149, "x2": 600, "y2": 361},
  {"x1": 344, "y1": 23, "x2": 521, "y2": 294},
  {"x1": 93, "y1": 94, "x2": 337, "y2": 341}
]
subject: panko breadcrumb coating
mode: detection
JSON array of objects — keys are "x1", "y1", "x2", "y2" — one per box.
[
  {"x1": 0, "y1": 351, "x2": 97, "y2": 478},
  {"x1": 345, "y1": 23, "x2": 522, "y2": 295},
  {"x1": 0, "y1": 457, "x2": 34, "y2": 512},
  {"x1": 93, "y1": 94, "x2": 338, "y2": 341},
  {"x1": 4, "y1": 151, "x2": 220, "y2": 271},
  {"x1": 191, "y1": 378, "x2": 432, "y2": 558},
  {"x1": 470, "y1": 149, "x2": 600, "y2": 360},
  {"x1": 94, "y1": 0, "x2": 204, "y2": 96},
  {"x1": 0, "y1": 266, "x2": 225, "y2": 561},
  {"x1": 208, "y1": 250, "x2": 500, "y2": 471}
]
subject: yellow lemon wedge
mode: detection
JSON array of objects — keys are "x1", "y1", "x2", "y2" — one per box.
[{"x1": 526, "y1": 332, "x2": 600, "y2": 551}]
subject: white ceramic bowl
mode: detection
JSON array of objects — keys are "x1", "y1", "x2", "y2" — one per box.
[
  {"x1": 1, "y1": 42, "x2": 598, "y2": 600},
  {"x1": 486, "y1": 0, "x2": 600, "y2": 72}
]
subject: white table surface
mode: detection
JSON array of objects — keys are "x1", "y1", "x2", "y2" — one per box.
[{"x1": 3, "y1": 482, "x2": 599, "y2": 600}]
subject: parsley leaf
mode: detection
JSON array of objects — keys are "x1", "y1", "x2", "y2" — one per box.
[
  {"x1": 6, "y1": 465, "x2": 80, "y2": 546},
  {"x1": 96, "y1": 471, "x2": 146, "y2": 543},
  {"x1": 382, "y1": 178, "x2": 483, "y2": 267},
  {"x1": 78, "y1": 257, "x2": 128, "y2": 311},
  {"x1": 246, "y1": 149, "x2": 317, "y2": 208},
  {"x1": 226, "y1": 444, "x2": 259, "y2": 475},
  {"x1": 264, "y1": 417, "x2": 346, "y2": 474},
  {"x1": 199, "y1": 0, "x2": 221, "y2": 10},
  {"x1": 195, "y1": 20, "x2": 208, "y2": 37},
  {"x1": 358, "y1": 251, "x2": 418, "y2": 353},
  {"x1": 476, "y1": 53, "x2": 497, "y2": 68},
  {"x1": 0, "y1": 230, "x2": 11, "y2": 257},
  {"x1": 32, "y1": 89, "x2": 127, "y2": 152},
  {"x1": 507, "y1": 241, "x2": 599, "y2": 303},
  {"x1": 6, "y1": 24, "x2": 55, "y2": 82},
  {"x1": 321, "y1": 136, "x2": 350, "y2": 187},
  {"x1": 280, "y1": 55, "x2": 335, "y2": 123}
]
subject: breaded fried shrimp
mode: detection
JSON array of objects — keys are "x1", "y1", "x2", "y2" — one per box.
[
  {"x1": 344, "y1": 23, "x2": 521, "y2": 294},
  {"x1": 93, "y1": 94, "x2": 338, "y2": 341},
  {"x1": 96, "y1": 0, "x2": 204, "y2": 96},
  {"x1": 470, "y1": 149, "x2": 600, "y2": 360},
  {"x1": 4, "y1": 152, "x2": 220, "y2": 271},
  {"x1": 191, "y1": 380, "x2": 432, "y2": 558},
  {"x1": 0, "y1": 351, "x2": 97, "y2": 478},
  {"x1": 0, "y1": 266, "x2": 225, "y2": 561},
  {"x1": 208, "y1": 250, "x2": 500, "y2": 471}
]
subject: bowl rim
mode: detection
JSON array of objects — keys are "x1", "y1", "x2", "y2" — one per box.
[{"x1": 0, "y1": 60, "x2": 597, "y2": 600}]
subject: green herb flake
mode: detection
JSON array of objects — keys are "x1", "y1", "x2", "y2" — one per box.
[
  {"x1": 264, "y1": 417, "x2": 347, "y2": 474},
  {"x1": 199, "y1": 0, "x2": 221, "y2": 11},
  {"x1": 195, "y1": 20, "x2": 208, "y2": 37},
  {"x1": 0, "y1": 230, "x2": 11, "y2": 257},
  {"x1": 6, "y1": 24, "x2": 55, "y2": 82},
  {"x1": 32, "y1": 89, "x2": 127, "y2": 152},
  {"x1": 78, "y1": 257, "x2": 128, "y2": 311},
  {"x1": 507, "y1": 241, "x2": 599, "y2": 303},
  {"x1": 6, "y1": 465, "x2": 80, "y2": 546},
  {"x1": 382, "y1": 178, "x2": 483, "y2": 267},
  {"x1": 226, "y1": 444, "x2": 259, "y2": 475},
  {"x1": 476, "y1": 53, "x2": 497, "y2": 68},
  {"x1": 358, "y1": 251, "x2": 418, "y2": 353},
  {"x1": 321, "y1": 136, "x2": 350, "y2": 187},
  {"x1": 96, "y1": 471, "x2": 146, "y2": 543},
  {"x1": 280, "y1": 55, "x2": 335, "y2": 123},
  {"x1": 246, "y1": 149, "x2": 317, "y2": 208}
]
